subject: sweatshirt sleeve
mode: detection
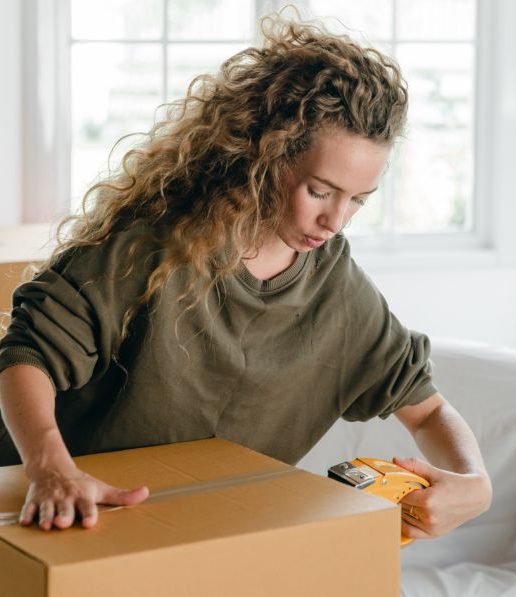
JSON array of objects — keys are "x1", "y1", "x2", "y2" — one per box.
[
  {"x1": 339, "y1": 258, "x2": 438, "y2": 422},
  {"x1": 0, "y1": 226, "x2": 161, "y2": 392}
]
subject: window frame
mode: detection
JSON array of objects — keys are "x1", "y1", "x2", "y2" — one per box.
[
  {"x1": 22, "y1": 0, "x2": 71, "y2": 223},
  {"x1": 20, "y1": 0, "x2": 516, "y2": 270}
]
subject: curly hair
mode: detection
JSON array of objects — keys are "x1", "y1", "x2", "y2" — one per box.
[{"x1": 40, "y1": 8, "x2": 408, "y2": 340}]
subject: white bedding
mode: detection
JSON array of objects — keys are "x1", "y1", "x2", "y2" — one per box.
[
  {"x1": 297, "y1": 337, "x2": 516, "y2": 596},
  {"x1": 401, "y1": 561, "x2": 516, "y2": 597}
]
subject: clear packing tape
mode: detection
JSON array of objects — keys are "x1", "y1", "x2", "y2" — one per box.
[{"x1": 0, "y1": 467, "x2": 302, "y2": 526}]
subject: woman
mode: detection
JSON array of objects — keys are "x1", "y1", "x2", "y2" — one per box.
[{"x1": 0, "y1": 13, "x2": 491, "y2": 536}]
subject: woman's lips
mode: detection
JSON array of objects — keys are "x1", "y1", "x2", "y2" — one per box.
[{"x1": 304, "y1": 235, "x2": 326, "y2": 248}]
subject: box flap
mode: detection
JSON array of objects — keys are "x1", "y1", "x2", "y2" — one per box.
[{"x1": 0, "y1": 438, "x2": 396, "y2": 568}]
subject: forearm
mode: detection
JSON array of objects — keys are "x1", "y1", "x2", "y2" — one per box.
[
  {"x1": 1, "y1": 364, "x2": 148, "y2": 530},
  {"x1": 0, "y1": 364, "x2": 75, "y2": 476},
  {"x1": 395, "y1": 395, "x2": 493, "y2": 537},
  {"x1": 409, "y1": 399, "x2": 488, "y2": 477}
]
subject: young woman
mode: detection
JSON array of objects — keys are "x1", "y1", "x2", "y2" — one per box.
[{"x1": 0, "y1": 13, "x2": 491, "y2": 536}]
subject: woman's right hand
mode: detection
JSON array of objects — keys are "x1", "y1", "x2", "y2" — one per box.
[
  {"x1": 0, "y1": 365, "x2": 149, "y2": 530},
  {"x1": 20, "y1": 463, "x2": 149, "y2": 530}
]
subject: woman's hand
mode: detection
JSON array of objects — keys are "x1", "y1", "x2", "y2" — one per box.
[
  {"x1": 393, "y1": 456, "x2": 493, "y2": 541},
  {"x1": 20, "y1": 463, "x2": 149, "y2": 530}
]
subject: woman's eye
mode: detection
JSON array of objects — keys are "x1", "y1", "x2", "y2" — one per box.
[
  {"x1": 352, "y1": 197, "x2": 366, "y2": 207},
  {"x1": 308, "y1": 188, "x2": 330, "y2": 200}
]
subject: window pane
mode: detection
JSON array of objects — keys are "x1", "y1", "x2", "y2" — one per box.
[
  {"x1": 71, "y1": 0, "x2": 163, "y2": 40},
  {"x1": 394, "y1": 43, "x2": 475, "y2": 232},
  {"x1": 168, "y1": 0, "x2": 254, "y2": 41},
  {"x1": 71, "y1": 44, "x2": 162, "y2": 208},
  {"x1": 306, "y1": 0, "x2": 393, "y2": 40},
  {"x1": 167, "y1": 43, "x2": 247, "y2": 100},
  {"x1": 397, "y1": 0, "x2": 475, "y2": 40},
  {"x1": 347, "y1": 185, "x2": 387, "y2": 235}
]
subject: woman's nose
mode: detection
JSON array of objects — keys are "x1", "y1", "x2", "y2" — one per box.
[{"x1": 319, "y1": 200, "x2": 350, "y2": 233}]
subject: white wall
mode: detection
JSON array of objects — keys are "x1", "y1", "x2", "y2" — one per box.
[
  {"x1": 370, "y1": 266, "x2": 516, "y2": 350},
  {"x1": 0, "y1": 0, "x2": 22, "y2": 226}
]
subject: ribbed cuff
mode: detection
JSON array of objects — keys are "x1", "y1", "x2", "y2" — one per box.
[
  {"x1": 378, "y1": 380, "x2": 439, "y2": 420},
  {"x1": 0, "y1": 346, "x2": 56, "y2": 393}
]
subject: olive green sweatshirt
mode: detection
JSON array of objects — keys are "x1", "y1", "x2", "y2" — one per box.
[{"x1": 0, "y1": 225, "x2": 437, "y2": 466}]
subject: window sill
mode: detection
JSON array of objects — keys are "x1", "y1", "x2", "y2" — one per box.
[
  {"x1": 0, "y1": 224, "x2": 55, "y2": 263},
  {"x1": 0, "y1": 224, "x2": 505, "y2": 274},
  {"x1": 352, "y1": 246, "x2": 499, "y2": 273},
  {"x1": 347, "y1": 231, "x2": 504, "y2": 273},
  {"x1": 351, "y1": 242, "x2": 502, "y2": 273}
]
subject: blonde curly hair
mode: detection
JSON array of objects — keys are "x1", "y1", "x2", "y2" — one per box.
[{"x1": 42, "y1": 9, "x2": 408, "y2": 340}]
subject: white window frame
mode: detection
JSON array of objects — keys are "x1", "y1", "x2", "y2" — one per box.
[
  {"x1": 22, "y1": 0, "x2": 71, "y2": 223},
  {"x1": 20, "y1": 0, "x2": 516, "y2": 269},
  {"x1": 352, "y1": 0, "x2": 516, "y2": 271}
]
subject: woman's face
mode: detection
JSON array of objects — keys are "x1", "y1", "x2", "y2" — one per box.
[{"x1": 277, "y1": 129, "x2": 390, "y2": 252}]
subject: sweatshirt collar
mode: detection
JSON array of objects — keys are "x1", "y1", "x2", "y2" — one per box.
[{"x1": 236, "y1": 250, "x2": 311, "y2": 293}]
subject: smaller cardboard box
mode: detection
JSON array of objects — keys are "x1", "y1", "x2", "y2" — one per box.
[
  {"x1": 0, "y1": 438, "x2": 400, "y2": 596},
  {"x1": 0, "y1": 261, "x2": 28, "y2": 315}
]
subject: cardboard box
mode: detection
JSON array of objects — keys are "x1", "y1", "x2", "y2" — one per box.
[
  {"x1": 0, "y1": 438, "x2": 400, "y2": 596},
  {"x1": 0, "y1": 261, "x2": 29, "y2": 323}
]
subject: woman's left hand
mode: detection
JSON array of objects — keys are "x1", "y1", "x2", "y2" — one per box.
[{"x1": 392, "y1": 456, "x2": 493, "y2": 541}]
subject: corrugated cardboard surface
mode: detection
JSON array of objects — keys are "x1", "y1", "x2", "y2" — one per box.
[
  {"x1": 0, "y1": 261, "x2": 29, "y2": 328},
  {"x1": 0, "y1": 438, "x2": 400, "y2": 596}
]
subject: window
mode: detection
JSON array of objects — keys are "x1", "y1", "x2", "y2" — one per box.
[
  {"x1": 301, "y1": 0, "x2": 477, "y2": 241},
  {"x1": 67, "y1": 0, "x2": 477, "y2": 238},
  {"x1": 22, "y1": 0, "x2": 512, "y2": 265},
  {"x1": 69, "y1": 0, "x2": 259, "y2": 210}
]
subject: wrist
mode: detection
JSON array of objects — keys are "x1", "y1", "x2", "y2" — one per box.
[
  {"x1": 470, "y1": 470, "x2": 493, "y2": 512},
  {"x1": 23, "y1": 427, "x2": 76, "y2": 479}
]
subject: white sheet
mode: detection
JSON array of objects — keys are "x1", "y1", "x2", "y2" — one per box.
[
  {"x1": 401, "y1": 561, "x2": 516, "y2": 597},
  {"x1": 401, "y1": 338, "x2": 516, "y2": 568}
]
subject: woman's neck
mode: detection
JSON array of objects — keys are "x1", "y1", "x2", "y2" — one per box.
[{"x1": 242, "y1": 236, "x2": 298, "y2": 281}]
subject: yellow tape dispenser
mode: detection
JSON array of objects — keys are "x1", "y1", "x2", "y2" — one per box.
[{"x1": 328, "y1": 457, "x2": 430, "y2": 547}]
